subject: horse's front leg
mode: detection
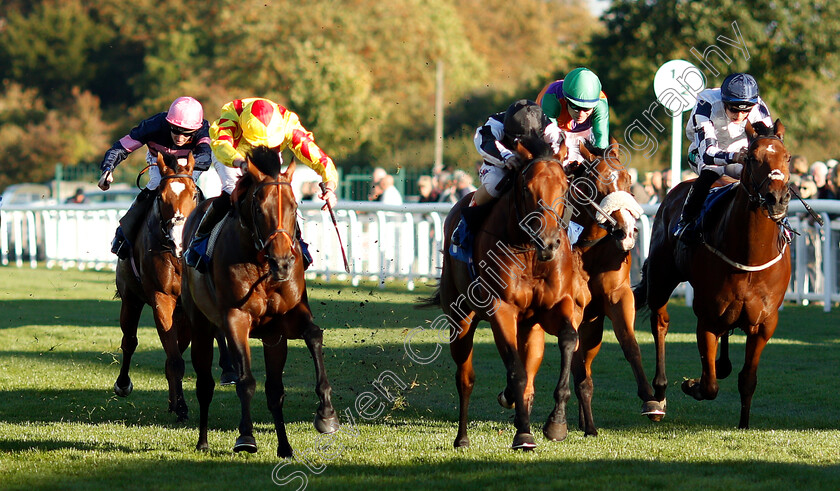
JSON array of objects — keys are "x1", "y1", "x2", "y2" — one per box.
[
  {"x1": 738, "y1": 317, "x2": 777, "y2": 429},
  {"x1": 681, "y1": 322, "x2": 720, "y2": 401},
  {"x1": 115, "y1": 294, "x2": 143, "y2": 398},
  {"x1": 570, "y1": 315, "x2": 602, "y2": 438},
  {"x1": 544, "y1": 298, "x2": 578, "y2": 442},
  {"x1": 448, "y1": 314, "x2": 478, "y2": 449},
  {"x1": 606, "y1": 287, "x2": 662, "y2": 416},
  {"x1": 297, "y1": 308, "x2": 339, "y2": 436},
  {"x1": 226, "y1": 310, "x2": 257, "y2": 453},
  {"x1": 649, "y1": 303, "x2": 670, "y2": 419},
  {"x1": 263, "y1": 332, "x2": 292, "y2": 458},
  {"x1": 152, "y1": 292, "x2": 188, "y2": 421},
  {"x1": 489, "y1": 307, "x2": 532, "y2": 450}
]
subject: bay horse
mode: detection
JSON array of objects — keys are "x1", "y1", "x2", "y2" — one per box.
[
  {"x1": 567, "y1": 140, "x2": 664, "y2": 436},
  {"x1": 634, "y1": 120, "x2": 792, "y2": 428},
  {"x1": 181, "y1": 145, "x2": 339, "y2": 457},
  {"x1": 423, "y1": 136, "x2": 589, "y2": 450},
  {"x1": 113, "y1": 152, "x2": 238, "y2": 421}
]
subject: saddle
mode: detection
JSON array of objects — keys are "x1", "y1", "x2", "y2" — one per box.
[{"x1": 675, "y1": 183, "x2": 738, "y2": 269}]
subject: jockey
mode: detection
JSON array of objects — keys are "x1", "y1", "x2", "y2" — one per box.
[
  {"x1": 97, "y1": 96, "x2": 211, "y2": 259},
  {"x1": 184, "y1": 97, "x2": 338, "y2": 271},
  {"x1": 536, "y1": 67, "x2": 610, "y2": 160},
  {"x1": 451, "y1": 99, "x2": 562, "y2": 246},
  {"x1": 672, "y1": 73, "x2": 774, "y2": 243}
]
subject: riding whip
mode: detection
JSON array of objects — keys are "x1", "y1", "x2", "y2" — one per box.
[
  {"x1": 319, "y1": 182, "x2": 351, "y2": 273},
  {"x1": 788, "y1": 183, "x2": 824, "y2": 227}
]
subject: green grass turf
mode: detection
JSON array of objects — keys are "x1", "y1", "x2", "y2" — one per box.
[{"x1": 1, "y1": 266, "x2": 839, "y2": 490}]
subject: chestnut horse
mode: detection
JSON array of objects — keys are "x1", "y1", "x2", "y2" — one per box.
[
  {"x1": 113, "y1": 152, "x2": 219, "y2": 421},
  {"x1": 181, "y1": 145, "x2": 339, "y2": 457},
  {"x1": 567, "y1": 141, "x2": 664, "y2": 436},
  {"x1": 423, "y1": 136, "x2": 589, "y2": 450},
  {"x1": 634, "y1": 120, "x2": 792, "y2": 428}
]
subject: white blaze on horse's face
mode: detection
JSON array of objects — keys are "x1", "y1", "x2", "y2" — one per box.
[
  {"x1": 169, "y1": 181, "x2": 186, "y2": 196},
  {"x1": 171, "y1": 211, "x2": 186, "y2": 256},
  {"x1": 617, "y1": 209, "x2": 637, "y2": 252}
]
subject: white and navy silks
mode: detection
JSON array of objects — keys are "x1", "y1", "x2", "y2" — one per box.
[
  {"x1": 473, "y1": 112, "x2": 564, "y2": 198},
  {"x1": 686, "y1": 89, "x2": 773, "y2": 177},
  {"x1": 100, "y1": 113, "x2": 213, "y2": 190}
]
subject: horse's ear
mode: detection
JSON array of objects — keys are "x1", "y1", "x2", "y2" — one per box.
[
  {"x1": 514, "y1": 139, "x2": 534, "y2": 161},
  {"x1": 155, "y1": 151, "x2": 168, "y2": 173},
  {"x1": 179, "y1": 152, "x2": 195, "y2": 174},
  {"x1": 608, "y1": 137, "x2": 620, "y2": 159},
  {"x1": 774, "y1": 119, "x2": 785, "y2": 141},
  {"x1": 245, "y1": 156, "x2": 264, "y2": 180},
  {"x1": 554, "y1": 138, "x2": 568, "y2": 163},
  {"x1": 579, "y1": 141, "x2": 595, "y2": 162},
  {"x1": 745, "y1": 120, "x2": 757, "y2": 141},
  {"x1": 283, "y1": 157, "x2": 296, "y2": 181}
]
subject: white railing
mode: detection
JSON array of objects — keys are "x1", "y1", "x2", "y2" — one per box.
[{"x1": 2, "y1": 200, "x2": 840, "y2": 309}]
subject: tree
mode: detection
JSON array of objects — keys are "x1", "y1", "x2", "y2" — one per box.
[{"x1": 587, "y1": 0, "x2": 840, "y2": 168}]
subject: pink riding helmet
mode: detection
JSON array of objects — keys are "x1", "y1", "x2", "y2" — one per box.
[{"x1": 166, "y1": 96, "x2": 204, "y2": 130}]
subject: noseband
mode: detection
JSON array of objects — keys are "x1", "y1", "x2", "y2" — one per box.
[{"x1": 249, "y1": 180, "x2": 295, "y2": 260}]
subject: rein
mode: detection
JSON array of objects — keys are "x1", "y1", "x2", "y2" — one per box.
[{"x1": 248, "y1": 180, "x2": 294, "y2": 262}]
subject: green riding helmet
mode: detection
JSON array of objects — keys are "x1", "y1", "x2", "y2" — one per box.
[{"x1": 562, "y1": 68, "x2": 602, "y2": 109}]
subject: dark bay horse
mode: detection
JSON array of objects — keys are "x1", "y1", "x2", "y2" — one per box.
[
  {"x1": 181, "y1": 145, "x2": 339, "y2": 457},
  {"x1": 113, "y1": 152, "x2": 206, "y2": 421},
  {"x1": 634, "y1": 120, "x2": 792, "y2": 428},
  {"x1": 424, "y1": 137, "x2": 590, "y2": 450},
  {"x1": 567, "y1": 141, "x2": 664, "y2": 436}
]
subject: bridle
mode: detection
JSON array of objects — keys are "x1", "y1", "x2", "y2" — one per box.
[
  {"x1": 742, "y1": 135, "x2": 789, "y2": 223},
  {"x1": 512, "y1": 156, "x2": 567, "y2": 249},
  {"x1": 155, "y1": 172, "x2": 197, "y2": 253},
  {"x1": 247, "y1": 179, "x2": 295, "y2": 262}
]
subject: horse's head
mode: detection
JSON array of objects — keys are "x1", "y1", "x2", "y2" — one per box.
[
  {"x1": 514, "y1": 138, "x2": 569, "y2": 262},
  {"x1": 238, "y1": 146, "x2": 299, "y2": 282},
  {"x1": 573, "y1": 139, "x2": 644, "y2": 252},
  {"x1": 743, "y1": 119, "x2": 791, "y2": 221},
  {"x1": 156, "y1": 152, "x2": 198, "y2": 257}
]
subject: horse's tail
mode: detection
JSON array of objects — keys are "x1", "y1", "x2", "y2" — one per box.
[
  {"x1": 632, "y1": 258, "x2": 650, "y2": 313},
  {"x1": 416, "y1": 282, "x2": 442, "y2": 309}
]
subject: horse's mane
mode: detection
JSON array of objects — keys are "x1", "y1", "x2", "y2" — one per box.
[
  {"x1": 247, "y1": 145, "x2": 282, "y2": 179},
  {"x1": 158, "y1": 152, "x2": 180, "y2": 173},
  {"x1": 751, "y1": 121, "x2": 775, "y2": 137}
]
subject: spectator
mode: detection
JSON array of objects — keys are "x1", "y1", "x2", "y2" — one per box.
[
  {"x1": 790, "y1": 155, "x2": 817, "y2": 199},
  {"x1": 368, "y1": 167, "x2": 388, "y2": 201},
  {"x1": 65, "y1": 187, "x2": 87, "y2": 204},
  {"x1": 810, "y1": 161, "x2": 828, "y2": 193},
  {"x1": 417, "y1": 175, "x2": 439, "y2": 203},
  {"x1": 645, "y1": 170, "x2": 667, "y2": 205},
  {"x1": 452, "y1": 170, "x2": 477, "y2": 201},
  {"x1": 437, "y1": 171, "x2": 458, "y2": 204},
  {"x1": 627, "y1": 168, "x2": 650, "y2": 204},
  {"x1": 376, "y1": 174, "x2": 403, "y2": 205}
]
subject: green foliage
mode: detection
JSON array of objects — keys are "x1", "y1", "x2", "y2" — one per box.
[{"x1": 589, "y1": 0, "x2": 840, "y2": 169}]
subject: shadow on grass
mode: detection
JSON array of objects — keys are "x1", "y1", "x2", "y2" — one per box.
[{"x1": 5, "y1": 456, "x2": 840, "y2": 490}]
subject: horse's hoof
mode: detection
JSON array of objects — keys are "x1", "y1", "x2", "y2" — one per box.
[
  {"x1": 220, "y1": 371, "x2": 238, "y2": 386},
  {"x1": 277, "y1": 444, "x2": 294, "y2": 459},
  {"x1": 512, "y1": 432, "x2": 536, "y2": 450},
  {"x1": 233, "y1": 435, "x2": 258, "y2": 453},
  {"x1": 114, "y1": 380, "x2": 133, "y2": 397},
  {"x1": 196, "y1": 441, "x2": 209, "y2": 452},
  {"x1": 681, "y1": 379, "x2": 704, "y2": 400},
  {"x1": 543, "y1": 421, "x2": 568, "y2": 442},
  {"x1": 642, "y1": 400, "x2": 667, "y2": 421},
  {"x1": 314, "y1": 413, "x2": 340, "y2": 434},
  {"x1": 454, "y1": 435, "x2": 470, "y2": 448},
  {"x1": 497, "y1": 391, "x2": 515, "y2": 409}
]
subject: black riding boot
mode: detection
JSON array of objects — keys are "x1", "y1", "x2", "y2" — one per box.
[
  {"x1": 185, "y1": 192, "x2": 232, "y2": 271},
  {"x1": 672, "y1": 169, "x2": 720, "y2": 243},
  {"x1": 111, "y1": 188, "x2": 155, "y2": 259}
]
